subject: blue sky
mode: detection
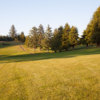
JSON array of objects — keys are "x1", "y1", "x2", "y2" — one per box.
[{"x1": 0, "y1": 0, "x2": 100, "y2": 36}]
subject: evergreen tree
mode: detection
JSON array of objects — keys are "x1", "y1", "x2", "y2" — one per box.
[
  {"x1": 50, "y1": 29, "x2": 59, "y2": 52},
  {"x1": 0, "y1": 35, "x2": 13, "y2": 41},
  {"x1": 84, "y1": 7, "x2": 100, "y2": 46},
  {"x1": 79, "y1": 31, "x2": 87, "y2": 46},
  {"x1": 69, "y1": 26, "x2": 78, "y2": 48},
  {"x1": 82, "y1": 29, "x2": 91, "y2": 47},
  {"x1": 38, "y1": 24, "x2": 44, "y2": 49},
  {"x1": 20, "y1": 32, "x2": 25, "y2": 42},
  {"x1": 29, "y1": 27, "x2": 39, "y2": 49},
  {"x1": 91, "y1": 7, "x2": 100, "y2": 46},
  {"x1": 62, "y1": 23, "x2": 70, "y2": 50},
  {"x1": 9, "y1": 25, "x2": 17, "y2": 39},
  {"x1": 42, "y1": 25, "x2": 52, "y2": 51},
  {"x1": 51, "y1": 26, "x2": 63, "y2": 52},
  {"x1": 45, "y1": 25, "x2": 52, "y2": 39},
  {"x1": 25, "y1": 36, "x2": 31, "y2": 47}
]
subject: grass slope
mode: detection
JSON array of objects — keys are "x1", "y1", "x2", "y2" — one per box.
[{"x1": 0, "y1": 43, "x2": 100, "y2": 100}]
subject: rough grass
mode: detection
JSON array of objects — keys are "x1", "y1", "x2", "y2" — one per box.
[{"x1": 0, "y1": 42, "x2": 100, "y2": 100}]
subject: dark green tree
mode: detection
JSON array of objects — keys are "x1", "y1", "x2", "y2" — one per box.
[
  {"x1": 79, "y1": 31, "x2": 87, "y2": 46},
  {"x1": 84, "y1": 7, "x2": 100, "y2": 46},
  {"x1": 38, "y1": 24, "x2": 45, "y2": 49},
  {"x1": 50, "y1": 29, "x2": 59, "y2": 52},
  {"x1": 62, "y1": 23, "x2": 70, "y2": 50},
  {"x1": 42, "y1": 25, "x2": 52, "y2": 51},
  {"x1": 69, "y1": 26, "x2": 78, "y2": 48},
  {"x1": 81, "y1": 29, "x2": 91, "y2": 47},
  {"x1": 20, "y1": 32, "x2": 25, "y2": 42},
  {"x1": 51, "y1": 26, "x2": 63, "y2": 52},
  {"x1": 25, "y1": 36, "x2": 31, "y2": 47},
  {"x1": 91, "y1": 7, "x2": 100, "y2": 46},
  {"x1": 29, "y1": 27, "x2": 39, "y2": 49},
  {"x1": 9, "y1": 25, "x2": 17, "y2": 40}
]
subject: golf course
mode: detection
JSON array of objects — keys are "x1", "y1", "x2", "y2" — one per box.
[{"x1": 0, "y1": 42, "x2": 100, "y2": 100}]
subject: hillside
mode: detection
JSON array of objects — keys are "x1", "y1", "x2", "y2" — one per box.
[{"x1": 0, "y1": 42, "x2": 100, "y2": 100}]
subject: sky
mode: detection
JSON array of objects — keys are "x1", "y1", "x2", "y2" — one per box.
[{"x1": 0, "y1": 0, "x2": 100, "y2": 36}]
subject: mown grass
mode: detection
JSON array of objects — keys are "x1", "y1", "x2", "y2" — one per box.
[{"x1": 0, "y1": 42, "x2": 100, "y2": 100}]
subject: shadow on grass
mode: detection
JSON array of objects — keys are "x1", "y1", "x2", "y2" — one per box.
[{"x1": 0, "y1": 47, "x2": 100, "y2": 63}]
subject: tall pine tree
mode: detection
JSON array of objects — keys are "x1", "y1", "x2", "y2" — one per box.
[
  {"x1": 29, "y1": 27, "x2": 38, "y2": 49},
  {"x1": 42, "y1": 25, "x2": 52, "y2": 51},
  {"x1": 91, "y1": 7, "x2": 100, "y2": 46},
  {"x1": 62, "y1": 23, "x2": 70, "y2": 50},
  {"x1": 84, "y1": 7, "x2": 100, "y2": 46},
  {"x1": 38, "y1": 24, "x2": 45, "y2": 49},
  {"x1": 51, "y1": 26, "x2": 63, "y2": 52},
  {"x1": 9, "y1": 25, "x2": 17, "y2": 40},
  {"x1": 20, "y1": 32, "x2": 25, "y2": 42},
  {"x1": 69, "y1": 26, "x2": 78, "y2": 48}
]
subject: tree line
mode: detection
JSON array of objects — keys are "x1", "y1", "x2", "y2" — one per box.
[
  {"x1": 0, "y1": 25, "x2": 25, "y2": 42},
  {"x1": 0, "y1": 6, "x2": 100, "y2": 52},
  {"x1": 25, "y1": 24, "x2": 78, "y2": 52},
  {"x1": 80, "y1": 7, "x2": 100, "y2": 47}
]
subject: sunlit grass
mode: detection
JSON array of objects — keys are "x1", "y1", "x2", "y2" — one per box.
[{"x1": 0, "y1": 43, "x2": 100, "y2": 100}]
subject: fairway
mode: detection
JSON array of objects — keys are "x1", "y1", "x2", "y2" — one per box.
[{"x1": 0, "y1": 43, "x2": 100, "y2": 100}]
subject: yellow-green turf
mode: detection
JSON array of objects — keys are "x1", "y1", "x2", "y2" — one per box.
[{"x1": 0, "y1": 42, "x2": 100, "y2": 100}]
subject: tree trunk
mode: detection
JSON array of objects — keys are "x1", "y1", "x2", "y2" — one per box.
[
  {"x1": 97, "y1": 42, "x2": 100, "y2": 47},
  {"x1": 86, "y1": 44, "x2": 88, "y2": 48},
  {"x1": 72, "y1": 45, "x2": 75, "y2": 49}
]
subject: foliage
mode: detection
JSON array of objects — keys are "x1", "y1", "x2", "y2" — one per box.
[
  {"x1": 51, "y1": 27, "x2": 63, "y2": 52},
  {"x1": 29, "y1": 27, "x2": 39, "y2": 49},
  {"x1": 25, "y1": 23, "x2": 79, "y2": 52},
  {"x1": 62, "y1": 24, "x2": 71, "y2": 50},
  {"x1": 9, "y1": 25, "x2": 17, "y2": 39},
  {"x1": 38, "y1": 24, "x2": 45, "y2": 49},
  {"x1": 25, "y1": 36, "x2": 31, "y2": 47},
  {"x1": 69, "y1": 26, "x2": 78, "y2": 48},
  {"x1": 83, "y1": 7, "x2": 100, "y2": 46},
  {"x1": 43, "y1": 25, "x2": 52, "y2": 51},
  {"x1": 1, "y1": 6, "x2": 100, "y2": 50},
  {"x1": 91, "y1": 7, "x2": 100, "y2": 46},
  {"x1": 19, "y1": 32, "x2": 25, "y2": 42},
  {"x1": 0, "y1": 36, "x2": 13, "y2": 41}
]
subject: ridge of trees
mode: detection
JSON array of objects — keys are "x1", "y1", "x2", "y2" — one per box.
[
  {"x1": 0, "y1": 6, "x2": 100, "y2": 52},
  {"x1": 25, "y1": 24, "x2": 79, "y2": 52},
  {"x1": 0, "y1": 25, "x2": 25, "y2": 42}
]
